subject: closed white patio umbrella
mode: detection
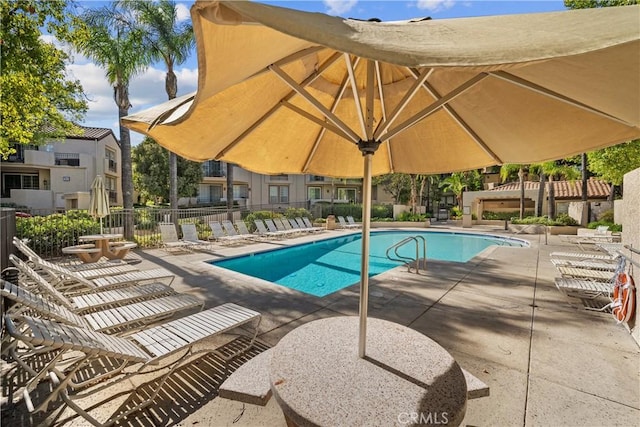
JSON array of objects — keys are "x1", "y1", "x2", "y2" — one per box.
[{"x1": 89, "y1": 175, "x2": 110, "y2": 234}]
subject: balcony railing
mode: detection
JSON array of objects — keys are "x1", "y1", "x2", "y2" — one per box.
[{"x1": 55, "y1": 152, "x2": 80, "y2": 167}]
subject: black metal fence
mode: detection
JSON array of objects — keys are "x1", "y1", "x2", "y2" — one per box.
[{"x1": 11, "y1": 202, "x2": 321, "y2": 258}]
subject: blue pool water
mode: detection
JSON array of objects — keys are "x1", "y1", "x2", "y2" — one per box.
[{"x1": 210, "y1": 231, "x2": 527, "y2": 297}]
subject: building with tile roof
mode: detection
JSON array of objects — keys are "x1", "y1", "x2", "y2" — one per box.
[
  {"x1": 1, "y1": 125, "x2": 121, "y2": 212},
  {"x1": 462, "y1": 178, "x2": 612, "y2": 225}
]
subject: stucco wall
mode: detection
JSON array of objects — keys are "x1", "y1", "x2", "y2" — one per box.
[{"x1": 622, "y1": 168, "x2": 640, "y2": 345}]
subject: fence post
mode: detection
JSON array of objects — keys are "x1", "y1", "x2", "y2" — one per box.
[{"x1": 1, "y1": 208, "x2": 16, "y2": 272}]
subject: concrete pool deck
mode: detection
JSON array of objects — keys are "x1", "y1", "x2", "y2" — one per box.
[{"x1": 2, "y1": 225, "x2": 639, "y2": 426}]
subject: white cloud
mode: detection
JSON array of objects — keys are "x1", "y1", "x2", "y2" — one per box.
[
  {"x1": 67, "y1": 58, "x2": 198, "y2": 145},
  {"x1": 323, "y1": 0, "x2": 358, "y2": 16},
  {"x1": 176, "y1": 3, "x2": 191, "y2": 22},
  {"x1": 415, "y1": 0, "x2": 456, "y2": 12}
]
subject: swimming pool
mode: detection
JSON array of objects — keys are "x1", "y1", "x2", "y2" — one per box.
[{"x1": 210, "y1": 230, "x2": 528, "y2": 297}]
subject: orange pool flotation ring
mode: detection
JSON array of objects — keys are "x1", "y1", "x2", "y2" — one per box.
[{"x1": 611, "y1": 272, "x2": 636, "y2": 324}]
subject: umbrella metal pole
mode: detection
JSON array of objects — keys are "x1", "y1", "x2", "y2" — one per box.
[{"x1": 359, "y1": 153, "x2": 373, "y2": 358}]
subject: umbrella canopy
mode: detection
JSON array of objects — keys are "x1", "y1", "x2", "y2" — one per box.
[
  {"x1": 123, "y1": 1, "x2": 640, "y2": 357},
  {"x1": 89, "y1": 175, "x2": 110, "y2": 233}
]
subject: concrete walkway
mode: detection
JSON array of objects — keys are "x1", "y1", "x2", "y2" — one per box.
[{"x1": 2, "y1": 226, "x2": 639, "y2": 426}]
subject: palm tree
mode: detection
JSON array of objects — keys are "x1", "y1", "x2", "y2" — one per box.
[
  {"x1": 118, "y1": 0, "x2": 194, "y2": 217},
  {"x1": 537, "y1": 161, "x2": 580, "y2": 219},
  {"x1": 439, "y1": 173, "x2": 466, "y2": 210},
  {"x1": 74, "y1": 4, "x2": 151, "y2": 239},
  {"x1": 500, "y1": 164, "x2": 527, "y2": 219}
]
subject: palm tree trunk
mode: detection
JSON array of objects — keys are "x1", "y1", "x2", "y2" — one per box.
[
  {"x1": 166, "y1": 68, "x2": 179, "y2": 223},
  {"x1": 547, "y1": 177, "x2": 556, "y2": 219},
  {"x1": 518, "y1": 167, "x2": 525, "y2": 219},
  {"x1": 537, "y1": 172, "x2": 546, "y2": 217},
  {"x1": 115, "y1": 84, "x2": 134, "y2": 239},
  {"x1": 226, "y1": 163, "x2": 234, "y2": 221}
]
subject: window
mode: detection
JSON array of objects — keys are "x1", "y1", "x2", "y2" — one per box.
[
  {"x1": 55, "y1": 153, "x2": 80, "y2": 166},
  {"x1": 203, "y1": 160, "x2": 224, "y2": 177},
  {"x1": 270, "y1": 174, "x2": 288, "y2": 181},
  {"x1": 337, "y1": 187, "x2": 356, "y2": 202},
  {"x1": 269, "y1": 185, "x2": 289, "y2": 204},
  {"x1": 104, "y1": 176, "x2": 117, "y2": 202},
  {"x1": 308, "y1": 186, "x2": 322, "y2": 200},
  {"x1": 105, "y1": 148, "x2": 117, "y2": 172},
  {"x1": 1, "y1": 173, "x2": 39, "y2": 197},
  {"x1": 233, "y1": 184, "x2": 249, "y2": 199}
]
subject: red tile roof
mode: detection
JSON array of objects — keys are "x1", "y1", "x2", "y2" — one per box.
[{"x1": 490, "y1": 178, "x2": 610, "y2": 199}]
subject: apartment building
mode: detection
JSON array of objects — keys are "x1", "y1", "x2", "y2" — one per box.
[
  {"x1": 197, "y1": 161, "x2": 370, "y2": 209},
  {"x1": 1, "y1": 126, "x2": 122, "y2": 212}
]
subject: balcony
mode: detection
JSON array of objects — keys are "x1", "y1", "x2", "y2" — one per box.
[
  {"x1": 55, "y1": 153, "x2": 80, "y2": 167},
  {"x1": 203, "y1": 161, "x2": 225, "y2": 177}
]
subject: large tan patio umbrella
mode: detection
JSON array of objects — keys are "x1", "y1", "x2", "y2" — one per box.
[
  {"x1": 89, "y1": 175, "x2": 110, "y2": 234},
  {"x1": 123, "y1": 1, "x2": 640, "y2": 357}
]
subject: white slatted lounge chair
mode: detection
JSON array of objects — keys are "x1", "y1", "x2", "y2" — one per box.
[
  {"x1": 596, "y1": 243, "x2": 625, "y2": 256},
  {"x1": 551, "y1": 259, "x2": 618, "y2": 271},
  {"x1": 289, "y1": 218, "x2": 313, "y2": 234},
  {"x1": 4, "y1": 303, "x2": 261, "y2": 426},
  {"x1": 13, "y1": 236, "x2": 138, "y2": 279},
  {"x1": 234, "y1": 220, "x2": 263, "y2": 241},
  {"x1": 30, "y1": 256, "x2": 175, "y2": 295},
  {"x1": 279, "y1": 218, "x2": 304, "y2": 235},
  {"x1": 556, "y1": 266, "x2": 615, "y2": 281},
  {"x1": 346, "y1": 216, "x2": 362, "y2": 228},
  {"x1": 554, "y1": 277, "x2": 613, "y2": 299},
  {"x1": 222, "y1": 220, "x2": 250, "y2": 243},
  {"x1": 550, "y1": 251, "x2": 619, "y2": 261},
  {"x1": 10, "y1": 255, "x2": 175, "y2": 313},
  {"x1": 209, "y1": 221, "x2": 247, "y2": 245},
  {"x1": 159, "y1": 223, "x2": 197, "y2": 253},
  {"x1": 302, "y1": 217, "x2": 325, "y2": 233},
  {"x1": 1, "y1": 279, "x2": 203, "y2": 334},
  {"x1": 269, "y1": 218, "x2": 298, "y2": 237},
  {"x1": 277, "y1": 218, "x2": 302, "y2": 236},
  {"x1": 253, "y1": 219, "x2": 283, "y2": 239},
  {"x1": 337, "y1": 216, "x2": 359, "y2": 229},
  {"x1": 180, "y1": 223, "x2": 213, "y2": 250}
]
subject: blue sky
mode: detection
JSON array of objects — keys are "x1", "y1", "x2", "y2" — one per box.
[{"x1": 67, "y1": 1, "x2": 568, "y2": 145}]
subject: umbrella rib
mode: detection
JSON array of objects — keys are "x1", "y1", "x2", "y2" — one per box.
[
  {"x1": 215, "y1": 51, "x2": 344, "y2": 158},
  {"x1": 269, "y1": 64, "x2": 361, "y2": 143},
  {"x1": 374, "y1": 62, "x2": 394, "y2": 173},
  {"x1": 303, "y1": 60, "x2": 360, "y2": 172},
  {"x1": 282, "y1": 101, "x2": 353, "y2": 141},
  {"x1": 407, "y1": 68, "x2": 503, "y2": 164},
  {"x1": 491, "y1": 71, "x2": 637, "y2": 127},
  {"x1": 344, "y1": 54, "x2": 367, "y2": 139},
  {"x1": 379, "y1": 73, "x2": 488, "y2": 142},
  {"x1": 365, "y1": 60, "x2": 375, "y2": 140},
  {"x1": 373, "y1": 68, "x2": 433, "y2": 141}
]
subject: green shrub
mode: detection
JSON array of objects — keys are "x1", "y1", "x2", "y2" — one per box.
[
  {"x1": 16, "y1": 212, "x2": 100, "y2": 257},
  {"x1": 511, "y1": 215, "x2": 578, "y2": 226},
  {"x1": 450, "y1": 206, "x2": 462, "y2": 219},
  {"x1": 371, "y1": 204, "x2": 393, "y2": 220},
  {"x1": 283, "y1": 207, "x2": 312, "y2": 219},
  {"x1": 482, "y1": 210, "x2": 535, "y2": 220},
  {"x1": 554, "y1": 214, "x2": 578, "y2": 226},
  {"x1": 587, "y1": 220, "x2": 622, "y2": 232},
  {"x1": 396, "y1": 211, "x2": 428, "y2": 222},
  {"x1": 598, "y1": 209, "x2": 614, "y2": 223},
  {"x1": 244, "y1": 211, "x2": 277, "y2": 232}
]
